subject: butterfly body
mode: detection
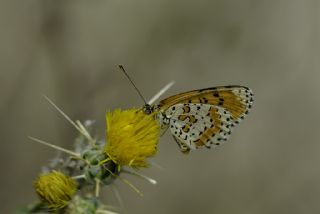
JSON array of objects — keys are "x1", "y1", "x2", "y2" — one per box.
[{"x1": 143, "y1": 85, "x2": 254, "y2": 154}]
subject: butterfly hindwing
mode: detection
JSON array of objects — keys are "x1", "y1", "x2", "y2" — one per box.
[
  {"x1": 157, "y1": 86, "x2": 253, "y2": 153},
  {"x1": 163, "y1": 103, "x2": 234, "y2": 152}
]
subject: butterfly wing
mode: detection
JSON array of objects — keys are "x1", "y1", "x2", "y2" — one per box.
[{"x1": 157, "y1": 86, "x2": 253, "y2": 153}]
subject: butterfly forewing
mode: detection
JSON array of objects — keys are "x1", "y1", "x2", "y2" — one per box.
[{"x1": 157, "y1": 86, "x2": 253, "y2": 153}]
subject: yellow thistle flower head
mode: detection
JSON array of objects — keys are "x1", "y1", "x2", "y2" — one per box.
[
  {"x1": 105, "y1": 108, "x2": 160, "y2": 168},
  {"x1": 33, "y1": 170, "x2": 77, "y2": 210}
]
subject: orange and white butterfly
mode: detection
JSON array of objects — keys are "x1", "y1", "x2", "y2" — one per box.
[
  {"x1": 118, "y1": 65, "x2": 253, "y2": 154},
  {"x1": 142, "y1": 85, "x2": 254, "y2": 154}
]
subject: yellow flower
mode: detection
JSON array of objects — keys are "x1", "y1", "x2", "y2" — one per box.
[
  {"x1": 33, "y1": 170, "x2": 77, "y2": 210},
  {"x1": 105, "y1": 108, "x2": 160, "y2": 168}
]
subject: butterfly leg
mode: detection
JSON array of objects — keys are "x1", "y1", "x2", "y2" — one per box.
[
  {"x1": 160, "y1": 125, "x2": 169, "y2": 137},
  {"x1": 172, "y1": 136, "x2": 190, "y2": 154}
]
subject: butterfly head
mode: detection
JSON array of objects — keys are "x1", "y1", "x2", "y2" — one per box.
[{"x1": 142, "y1": 104, "x2": 154, "y2": 115}]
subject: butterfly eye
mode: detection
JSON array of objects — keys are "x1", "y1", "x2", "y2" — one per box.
[{"x1": 143, "y1": 104, "x2": 153, "y2": 115}]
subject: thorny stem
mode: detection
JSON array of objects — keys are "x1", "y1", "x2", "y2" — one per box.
[
  {"x1": 43, "y1": 95, "x2": 94, "y2": 144},
  {"x1": 102, "y1": 165, "x2": 143, "y2": 197},
  {"x1": 28, "y1": 136, "x2": 81, "y2": 158},
  {"x1": 148, "y1": 81, "x2": 175, "y2": 105},
  {"x1": 121, "y1": 169, "x2": 157, "y2": 185},
  {"x1": 76, "y1": 120, "x2": 97, "y2": 146},
  {"x1": 72, "y1": 174, "x2": 86, "y2": 180},
  {"x1": 110, "y1": 185, "x2": 125, "y2": 211},
  {"x1": 95, "y1": 178, "x2": 101, "y2": 197}
]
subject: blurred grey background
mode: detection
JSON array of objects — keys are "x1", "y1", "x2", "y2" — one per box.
[{"x1": 1, "y1": 0, "x2": 320, "y2": 213}]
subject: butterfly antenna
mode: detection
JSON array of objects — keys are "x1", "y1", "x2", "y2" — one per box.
[{"x1": 118, "y1": 65, "x2": 147, "y2": 105}]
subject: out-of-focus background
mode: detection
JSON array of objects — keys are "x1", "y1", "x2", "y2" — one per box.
[{"x1": 1, "y1": 0, "x2": 320, "y2": 213}]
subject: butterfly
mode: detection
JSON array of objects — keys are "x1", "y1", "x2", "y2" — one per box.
[{"x1": 142, "y1": 85, "x2": 254, "y2": 154}]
